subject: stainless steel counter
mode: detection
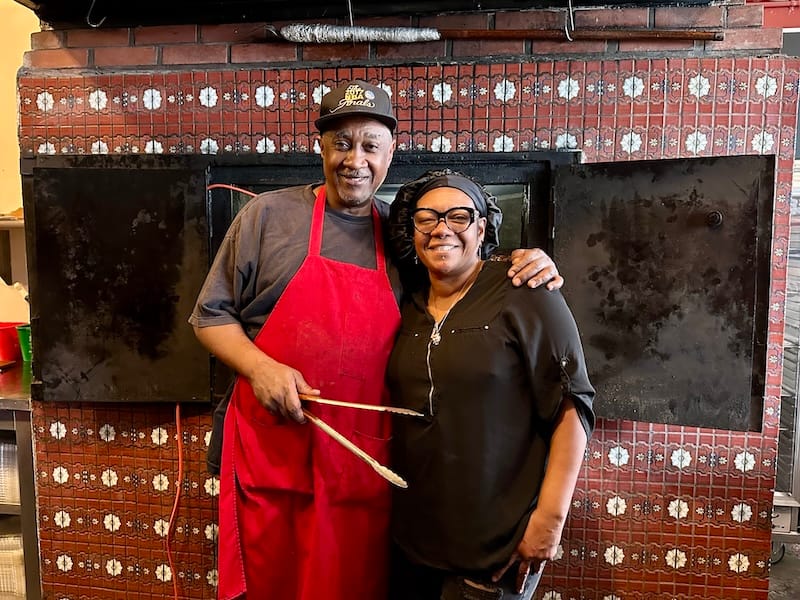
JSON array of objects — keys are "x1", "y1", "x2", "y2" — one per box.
[{"x1": 0, "y1": 361, "x2": 39, "y2": 600}]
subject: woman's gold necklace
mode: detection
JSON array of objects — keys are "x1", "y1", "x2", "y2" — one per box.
[{"x1": 428, "y1": 262, "x2": 483, "y2": 346}]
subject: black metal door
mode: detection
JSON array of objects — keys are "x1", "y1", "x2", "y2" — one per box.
[
  {"x1": 552, "y1": 155, "x2": 774, "y2": 431},
  {"x1": 23, "y1": 155, "x2": 211, "y2": 403}
]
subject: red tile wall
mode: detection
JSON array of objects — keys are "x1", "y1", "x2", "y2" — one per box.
[{"x1": 15, "y1": 11, "x2": 799, "y2": 600}]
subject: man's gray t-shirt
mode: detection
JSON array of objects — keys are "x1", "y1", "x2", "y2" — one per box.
[{"x1": 189, "y1": 183, "x2": 402, "y2": 339}]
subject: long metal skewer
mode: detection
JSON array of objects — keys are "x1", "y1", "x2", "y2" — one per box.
[{"x1": 301, "y1": 408, "x2": 408, "y2": 489}]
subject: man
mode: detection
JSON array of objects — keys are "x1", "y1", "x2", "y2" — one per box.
[{"x1": 189, "y1": 80, "x2": 562, "y2": 600}]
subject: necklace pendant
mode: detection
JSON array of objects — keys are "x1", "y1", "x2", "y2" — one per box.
[{"x1": 430, "y1": 331, "x2": 441, "y2": 345}]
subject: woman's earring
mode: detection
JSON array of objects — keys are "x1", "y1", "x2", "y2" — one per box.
[{"x1": 414, "y1": 254, "x2": 418, "y2": 265}]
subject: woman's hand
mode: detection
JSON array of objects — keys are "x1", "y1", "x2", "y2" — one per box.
[
  {"x1": 491, "y1": 508, "x2": 564, "y2": 591},
  {"x1": 506, "y1": 248, "x2": 564, "y2": 290},
  {"x1": 515, "y1": 507, "x2": 565, "y2": 562}
]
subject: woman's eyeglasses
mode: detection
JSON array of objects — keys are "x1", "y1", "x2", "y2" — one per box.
[{"x1": 412, "y1": 207, "x2": 476, "y2": 234}]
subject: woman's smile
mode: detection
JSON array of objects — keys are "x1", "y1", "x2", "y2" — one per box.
[{"x1": 426, "y1": 242, "x2": 460, "y2": 253}]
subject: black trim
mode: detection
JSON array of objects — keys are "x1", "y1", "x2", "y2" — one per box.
[{"x1": 15, "y1": 0, "x2": 715, "y2": 29}]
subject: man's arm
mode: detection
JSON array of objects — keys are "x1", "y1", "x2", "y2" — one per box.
[
  {"x1": 505, "y1": 248, "x2": 564, "y2": 290},
  {"x1": 193, "y1": 323, "x2": 318, "y2": 423},
  {"x1": 376, "y1": 196, "x2": 563, "y2": 290}
]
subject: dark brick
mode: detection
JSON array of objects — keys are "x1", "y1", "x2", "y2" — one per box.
[
  {"x1": 495, "y1": 10, "x2": 564, "y2": 30},
  {"x1": 161, "y1": 43, "x2": 227, "y2": 65},
  {"x1": 654, "y1": 7, "x2": 724, "y2": 28},
  {"x1": 574, "y1": 8, "x2": 650, "y2": 28},
  {"x1": 452, "y1": 39, "x2": 526, "y2": 58},
  {"x1": 705, "y1": 27, "x2": 783, "y2": 52},
  {"x1": 230, "y1": 43, "x2": 298, "y2": 63},
  {"x1": 302, "y1": 43, "x2": 370, "y2": 62},
  {"x1": 727, "y1": 5, "x2": 764, "y2": 28}
]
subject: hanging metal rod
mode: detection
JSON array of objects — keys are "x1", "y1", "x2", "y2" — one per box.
[
  {"x1": 272, "y1": 24, "x2": 724, "y2": 43},
  {"x1": 436, "y1": 28, "x2": 723, "y2": 41}
]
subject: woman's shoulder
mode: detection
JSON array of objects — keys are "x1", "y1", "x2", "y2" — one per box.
[
  {"x1": 479, "y1": 260, "x2": 571, "y2": 320},
  {"x1": 481, "y1": 260, "x2": 562, "y2": 298},
  {"x1": 479, "y1": 259, "x2": 512, "y2": 285}
]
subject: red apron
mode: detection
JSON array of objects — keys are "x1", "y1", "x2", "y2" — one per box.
[{"x1": 218, "y1": 188, "x2": 401, "y2": 600}]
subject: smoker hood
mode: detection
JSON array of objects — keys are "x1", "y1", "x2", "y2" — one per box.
[{"x1": 14, "y1": 0, "x2": 713, "y2": 28}]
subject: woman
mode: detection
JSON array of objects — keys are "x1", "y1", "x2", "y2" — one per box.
[{"x1": 386, "y1": 170, "x2": 596, "y2": 600}]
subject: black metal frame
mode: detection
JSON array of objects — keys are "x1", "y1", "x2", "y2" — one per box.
[
  {"x1": 14, "y1": 0, "x2": 715, "y2": 29},
  {"x1": 208, "y1": 150, "x2": 578, "y2": 259}
]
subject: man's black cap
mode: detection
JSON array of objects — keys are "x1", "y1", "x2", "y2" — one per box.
[{"x1": 315, "y1": 80, "x2": 397, "y2": 133}]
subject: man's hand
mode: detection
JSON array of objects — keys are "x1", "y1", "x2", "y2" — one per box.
[
  {"x1": 246, "y1": 358, "x2": 319, "y2": 423},
  {"x1": 507, "y1": 248, "x2": 563, "y2": 290},
  {"x1": 193, "y1": 322, "x2": 319, "y2": 423}
]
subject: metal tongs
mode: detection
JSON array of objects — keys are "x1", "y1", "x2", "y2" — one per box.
[
  {"x1": 299, "y1": 393, "x2": 423, "y2": 417},
  {"x1": 299, "y1": 393, "x2": 423, "y2": 488}
]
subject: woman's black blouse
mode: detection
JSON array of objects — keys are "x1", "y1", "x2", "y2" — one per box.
[{"x1": 386, "y1": 260, "x2": 595, "y2": 574}]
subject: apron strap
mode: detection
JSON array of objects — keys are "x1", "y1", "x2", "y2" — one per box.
[
  {"x1": 308, "y1": 186, "x2": 327, "y2": 258},
  {"x1": 371, "y1": 205, "x2": 387, "y2": 276}
]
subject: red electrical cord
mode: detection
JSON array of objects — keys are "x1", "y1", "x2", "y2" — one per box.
[
  {"x1": 168, "y1": 182, "x2": 250, "y2": 596},
  {"x1": 166, "y1": 403, "x2": 184, "y2": 599},
  {"x1": 206, "y1": 183, "x2": 258, "y2": 197}
]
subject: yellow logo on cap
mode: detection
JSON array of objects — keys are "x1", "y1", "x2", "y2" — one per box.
[{"x1": 330, "y1": 84, "x2": 377, "y2": 114}]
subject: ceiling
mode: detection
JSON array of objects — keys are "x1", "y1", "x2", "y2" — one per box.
[{"x1": 14, "y1": 0, "x2": 713, "y2": 28}]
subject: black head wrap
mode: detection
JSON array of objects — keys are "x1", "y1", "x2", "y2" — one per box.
[{"x1": 388, "y1": 169, "x2": 503, "y2": 277}]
